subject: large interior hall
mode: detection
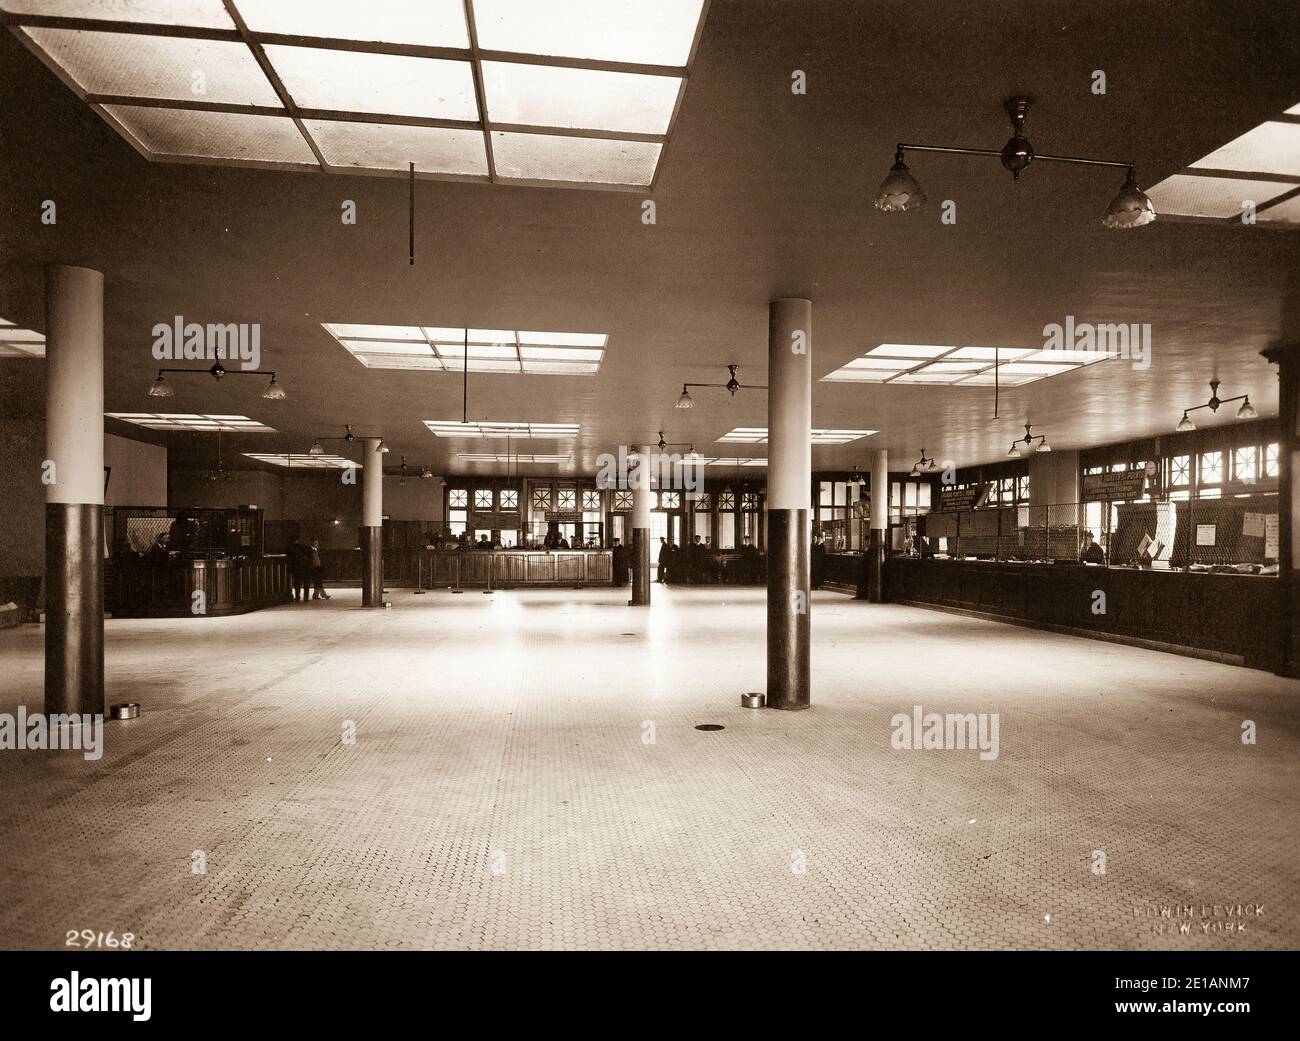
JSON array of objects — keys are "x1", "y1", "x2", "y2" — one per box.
[{"x1": 2, "y1": 0, "x2": 1300, "y2": 954}]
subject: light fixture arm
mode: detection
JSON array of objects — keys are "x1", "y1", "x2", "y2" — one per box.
[
  {"x1": 155, "y1": 363, "x2": 279, "y2": 381},
  {"x1": 896, "y1": 143, "x2": 1133, "y2": 171},
  {"x1": 681, "y1": 364, "x2": 767, "y2": 395}
]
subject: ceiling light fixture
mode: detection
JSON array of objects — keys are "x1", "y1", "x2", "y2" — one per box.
[
  {"x1": 875, "y1": 97, "x2": 1155, "y2": 229},
  {"x1": 675, "y1": 364, "x2": 765, "y2": 409},
  {"x1": 1008, "y1": 423, "x2": 1050, "y2": 456},
  {"x1": 1176, "y1": 379, "x2": 1256, "y2": 432},
  {"x1": 310, "y1": 423, "x2": 389, "y2": 456},
  {"x1": 148, "y1": 361, "x2": 286, "y2": 399},
  {"x1": 909, "y1": 448, "x2": 937, "y2": 477}
]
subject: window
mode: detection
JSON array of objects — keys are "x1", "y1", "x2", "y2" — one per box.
[
  {"x1": 475, "y1": 488, "x2": 493, "y2": 510},
  {"x1": 449, "y1": 488, "x2": 468, "y2": 508},
  {"x1": 557, "y1": 488, "x2": 576, "y2": 510},
  {"x1": 1016, "y1": 476, "x2": 1029, "y2": 502},
  {"x1": 582, "y1": 489, "x2": 601, "y2": 510},
  {"x1": 660, "y1": 491, "x2": 681, "y2": 509},
  {"x1": 718, "y1": 491, "x2": 735, "y2": 511},
  {"x1": 449, "y1": 509, "x2": 467, "y2": 536},
  {"x1": 1264, "y1": 443, "x2": 1280, "y2": 478},
  {"x1": 500, "y1": 489, "x2": 518, "y2": 510},
  {"x1": 718, "y1": 512, "x2": 736, "y2": 548},
  {"x1": 532, "y1": 487, "x2": 552, "y2": 510},
  {"x1": 1233, "y1": 446, "x2": 1257, "y2": 483},
  {"x1": 649, "y1": 491, "x2": 659, "y2": 509},
  {"x1": 1199, "y1": 451, "x2": 1223, "y2": 486},
  {"x1": 742, "y1": 492, "x2": 758, "y2": 510},
  {"x1": 1170, "y1": 455, "x2": 1190, "y2": 486},
  {"x1": 694, "y1": 492, "x2": 712, "y2": 511},
  {"x1": 613, "y1": 490, "x2": 633, "y2": 510}
]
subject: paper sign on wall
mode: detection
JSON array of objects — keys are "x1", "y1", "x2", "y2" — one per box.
[
  {"x1": 1242, "y1": 513, "x2": 1265, "y2": 538},
  {"x1": 1265, "y1": 514, "x2": 1279, "y2": 559},
  {"x1": 1195, "y1": 524, "x2": 1217, "y2": 547}
]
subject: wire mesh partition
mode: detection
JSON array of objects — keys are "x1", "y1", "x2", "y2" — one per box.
[
  {"x1": 110, "y1": 506, "x2": 264, "y2": 559},
  {"x1": 918, "y1": 493, "x2": 1279, "y2": 573}
]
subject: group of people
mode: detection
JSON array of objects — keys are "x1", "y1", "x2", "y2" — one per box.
[
  {"x1": 656, "y1": 535, "x2": 719, "y2": 584},
  {"x1": 287, "y1": 537, "x2": 330, "y2": 602}
]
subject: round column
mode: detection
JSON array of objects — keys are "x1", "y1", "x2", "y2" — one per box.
[
  {"x1": 868, "y1": 448, "x2": 888, "y2": 602},
  {"x1": 45, "y1": 265, "x2": 105, "y2": 717},
  {"x1": 361, "y1": 438, "x2": 383, "y2": 606},
  {"x1": 630, "y1": 444, "x2": 652, "y2": 605},
  {"x1": 766, "y1": 298, "x2": 812, "y2": 710}
]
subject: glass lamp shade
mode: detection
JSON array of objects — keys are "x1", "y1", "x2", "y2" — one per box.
[
  {"x1": 875, "y1": 157, "x2": 926, "y2": 212},
  {"x1": 1176, "y1": 412, "x2": 1195, "y2": 433},
  {"x1": 1036, "y1": 440, "x2": 1051, "y2": 453},
  {"x1": 308, "y1": 440, "x2": 325, "y2": 456},
  {"x1": 1008, "y1": 444, "x2": 1019, "y2": 457},
  {"x1": 262, "y1": 375, "x2": 286, "y2": 400},
  {"x1": 909, "y1": 465, "x2": 920, "y2": 477},
  {"x1": 1103, "y1": 169, "x2": 1156, "y2": 229},
  {"x1": 148, "y1": 375, "x2": 174, "y2": 398},
  {"x1": 377, "y1": 440, "x2": 390, "y2": 454},
  {"x1": 1236, "y1": 398, "x2": 1257, "y2": 420},
  {"x1": 674, "y1": 387, "x2": 694, "y2": 409}
]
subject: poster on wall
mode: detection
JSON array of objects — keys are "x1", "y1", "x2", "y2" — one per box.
[
  {"x1": 939, "y1": 483, "x2": 989, "y2": 512},
  {"x1": 1082, "y1": 470, "x2": 1146, "y2": 501},
  {"x1": 1195, "y1": 524, "x2": 1216, "y2": 547}
]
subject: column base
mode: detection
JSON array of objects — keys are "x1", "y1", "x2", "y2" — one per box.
[
  {"x1": 630, "y1": 528, "x2": 650, "y2": 606},
  {"x1": 766, "y1": 509, "x2": 810, "y2": 710},
  {"x1": 867, "y1": 528, "x2": 885, "y2": 603},
  {"x1": 360, "y1": 526, "x2": 383, "y2": 607},
  {"x1": 45, "y1": 503, "x2": 104, "y2": 717}
]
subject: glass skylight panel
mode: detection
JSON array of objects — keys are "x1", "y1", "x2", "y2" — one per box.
[
  {"x1": 889, "y1": 372, "x2": 971, "y2": 384},
  {"x1": 0, "y1": 318, "x2": 46, "y2": 357},
  {"x1": 521, "y1": 360, "x2": 601, "y2": 374},
  {"x1": 434, "y1": 343, "x2": 519, "y2": 359},
  {"x1": 24, "y1": 29, "x2": 281, "y2": 107},
  {"x1": 868, "y1": 344, "x2": 955, "y2": 358},
  {"x1": 694, "y1": 457, "x2": 768, "y2": 467},
  {"x1": 339, "y1": 340, "x2": 432, "y2": 355},
  {"x1": 824, "y1": 342, "x2": 1103, "y2": 386},
  {"x1": 459, "y1": 453, "x2": 571, "y2": 464},
  {"x1": 1257, "y1": 193, "x2": 1300, "y2": 224},
  {"x1": 324, "y1": 325, "x2": 605, "y2": 374},
  {"x1": 491, "y1": 131, "x2": 661, "y2": 185},
  {"x1": 1189, "y1": 121, "x2": 1300, "y2": 177},
  {"x1": 305, "y1": 120, "x2": 488, "y2": 176},
  {"x1": 0, "y1": 0, "x2": 235, "y2": 29},
  {"x1": 425, "y1": 421, "x2": 579, "y2": 438},
  {"x1": 353, "y1": 354, "x2": 444, "y2": 370},
  {"x1": 922, "y1": 361, "x2": 987, "y2": 373},
  {"x1": 1018, "y1": 349, "x2": 1114, "y2": 365},
  {"x1": 108, "y1": 413, "x2": 276, "y2": 432},
  {"x1": 518, "y1": 346, "x2": 604, "y2": 361},
  {"x1": 105, "y1": 106, "x2": 318, "y2": 164},
  {"x1": 517, "y1": 331, "x2": 607, "y2": 347},
  {"x1": 234, "y1": 0, "x2": 470, "y2": 48},
  {"x1": 947, "y1": 346, "x2": 1035, "y2": 361},
  {"x1": 244, "y1": 453, "x2": 356, "y2": 469},
  {"x1": 263, "y1": 46, "x2": 478, "y2": 121},
  {"x1": 482, "y1": 62, "x2": 681, "y2": 135},
  {"x1": 471, "y1": 0, "x2": 706, "y2": 67},
  {"x1": 327, "y1": 324, "x2": 424, "y2": 340},
  {"x1": 717, "y1": 428, "x2": 876, "y2": 444},
  {"x1": 1146, "y1": 174, "x2": 1297, "y2": 219}
]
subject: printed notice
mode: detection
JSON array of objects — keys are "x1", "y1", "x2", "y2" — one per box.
[{"x1": 1196, "y1": 524, "x2": 1216, "y2": 547}]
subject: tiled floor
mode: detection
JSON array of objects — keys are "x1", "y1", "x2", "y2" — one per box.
[{"x1": 0, "y1": 585, "x2": 1296, "y2": 950}]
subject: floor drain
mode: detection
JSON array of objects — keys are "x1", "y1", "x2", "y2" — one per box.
[{"x1": 694, "y1": 724, "x2": 725, "y2": 732}]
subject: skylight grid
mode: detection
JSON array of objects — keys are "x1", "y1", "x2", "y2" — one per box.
[
  {"x1": 244, "y1": 452, "x2": 356, "y2": 469},
  {"x1": 1145, "y1": 100, "x2": 1300, "y2": 226},
  {"x1": 821, "y1": 344, "x2": 1110, "y2": 386},
  {"x1": 426, "y1": 421, "x2": 579, "y2": 438},
  {"x1": 0, "y1": 317, "x2": 45, "y2": 357},
  {"x1": 716, "y1": 427, "x2": 876, "y2": 444},
  {"x1": 4, "y1": 1, "x2": 709, "y2": 190},
  {"x1": 323, "y1": 324, "x2": 606, "y2": 375},
  {"x1": 694, "y1": 457, "x2": 768, "y2": 467},
  {"x1": 107, "y1": 413, "x2": 276, "y2": 431},
  {"x1": 459, "y1": 453, "x2": 571, "y2": 464}
]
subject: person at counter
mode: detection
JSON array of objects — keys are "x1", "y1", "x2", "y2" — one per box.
[
  {"x1": 1079, "y1": 530, "x2": 1107, "y2": 566},
  {"x1": 167, "y1": 512, "x2": 197, "y2": 555},
  {"x1": 611, "y1": 538, "x2": 628, "y2": 586},
  {"x1": 657, "y1": 537, "x2": 671, "y2": 583},
  {"x1": 288, "y1": 536, "x2": 311, "y2": 602}
]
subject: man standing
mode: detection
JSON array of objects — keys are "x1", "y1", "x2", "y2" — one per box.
[
  {"x1": 612, "y1": 538, "x2": 627, "y2": 586},
  {"x1": 310, "y1": 538, "x2": 331, "y2": 600},
  {"x1": 657, "y1": 536, "x2": 670, "y2": 583},
  {"x1": 288, "y1": 535, "x2": 310, "y2": 602}
]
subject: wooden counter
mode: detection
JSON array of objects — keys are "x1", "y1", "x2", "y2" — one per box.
[
  {"x1": 885, "y1": 557, "x2": 1280, "y2": 671},
  {"x1": 391, "y1": 549, "x2": 613, "y2": 588},
  {"x1": 113, "y1": 556, "x2": 289, "y2": 617}
]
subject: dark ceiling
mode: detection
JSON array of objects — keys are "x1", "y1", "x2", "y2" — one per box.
[{"x1": 2, "y1": 0, "x2": 1300, "y2": 478}]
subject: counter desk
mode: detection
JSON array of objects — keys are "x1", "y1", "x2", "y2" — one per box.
[
  {"x1": 388, "y1": 548, "x2": 614, "y2": 588},
  {"x1": 113, "y1": 555, "x2": 289, "y2": 617}
]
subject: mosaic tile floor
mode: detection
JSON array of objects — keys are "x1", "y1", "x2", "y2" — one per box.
[{"x1": 0, "y1": 586, "x2": 1296, "y2": 950}]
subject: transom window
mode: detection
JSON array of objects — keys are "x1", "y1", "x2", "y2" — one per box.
[
  {"x1": 500, "y1": 489, "x2": 518, "y2": 510},
  {"x1": 660, "y1": 491, "x2": 681, "y2": 509},
  {"x1": 613, "y1": 490, "x2": 633, "y2": 510},
  {"x1": 718, "y1": 491, "x2": 736, "y2": 510},
  {"x1": 742, "y1": 493, "x2": 758, "y2": 510},
  {"x1": 1264, "y1": 443, "x2": 1280, "y2": 478},
  {"x1": 475, "y1": 488, "x2": 493, "y2": 510},
  {"x1": 1233, "y1": 447, "x2": 1257, "y2": 483},
  {"x1": 1169, "y1": 455, "x2": 1190, "y2": 486},
  {"x1": 557, "y1": 488, "x2": 576, "y2": 509},
  {"x1": 694, "y1": 493, "x2": 712, "y2": 511},
  {"x1": 449, "y1": 488, "x2": 468, "y2": 508},
  {"x1": 582, "y1": 489, "x2": 601, "y2": 510},
  {"x1": 1199, "y1": 451, "x2": 1223, "y2": 485},
  {"x1": 531, "y1": 487, "x2": 551, "y2": 509}
]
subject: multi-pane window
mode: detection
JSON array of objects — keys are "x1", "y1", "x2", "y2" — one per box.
[
  {"x1": 582, "y1": 489, "x2": 600, "y2": 510},
  {"x1": 1233, "y1": 447, "x2": 1257, "y2": 483},
  {"x1": 1016, "y1": 476, "x2": 1029, "y2": 502},
  {"x1": 557, "y1": 488, "x2": 576, "y2": 510},
  {"x1": 532, "y1": 487, "x2": 551, "y2": 510},
  {"x1": 613, "y1": 490, "x2": 633, "y2": 509},
  {"x1": 660, "y1": 491, "x2": 681, "y2": 509},
  {"x1": 500, "y1": 489, "x2": 518, "y2": 510},
  {"x1": 449, "y1": 489, "x2": 468, "y2": 508},
  {"x1": 694, "y1": 493, "x2": 712, "y2": 511},
  {"x1": 718, "y1": 491, "x2": 735, "y2": 510},
  {"x1": 475, "y1": 488, "x2": 493, "y2": 510},
  {"x1": 1264, "y1": 443, "x2": 1280, "y2": 478},
  {"x1": 742, "y1": 493, "x2": 758, "y2": 510},
  {"x1": 1169, "y1": 455, "x2": 1190, "y2": 486},
  {"x1": 1199, "y1": 451, "x2": 1223, "y2": 485}
]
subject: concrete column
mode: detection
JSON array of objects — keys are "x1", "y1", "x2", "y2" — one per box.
[
  {"x1": 1262, "y1": 342, "x2": 1299, "y2": 675},
  {"x1": 44, "y1": 265, "x2": 105, "y2": 717},
  {"x1": 766, "y1": 298, "x2": 812, "y2": 710},
  {"x1": 360, "y1": 438, "x2": 383, "y2": 606},
  {"x1": 630, "y1": 444, "x2": 652, "y2": 605},
  {"x1": 867, "y1": 448, "x2": 888, "y2": 602}
]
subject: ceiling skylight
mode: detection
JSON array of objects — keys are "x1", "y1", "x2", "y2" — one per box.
[
  {"x1": 822, "y1": 344, "x2": 1112, "y2": 387},
  {"x1": 717, "y1": 427, "x2": 877, "y2": 445},
  {"x1": 0, "y1": 317, "x2": 45, "y2": 357},
  {"x1": 4, "y1": 0, "x2": 708, "y2": 190},
  {"x1": 244, "y1": 452, "x2": 357, "y2": 469},
  {"x1": 426, "y1": 421, "x2": 579, "y2": 438},
  {"x1": 1145, "y1": 102, "x2": 1300, "y2": 226},
  {"x1": 322, "y1": 324, "x2": 606, "y2": 375},
  {"x1": 108, "y1": 413, "x2": 276, "y2": 431},
  {"x1": 692, "y1": 457, "x2": 768, "y2": 467}
]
